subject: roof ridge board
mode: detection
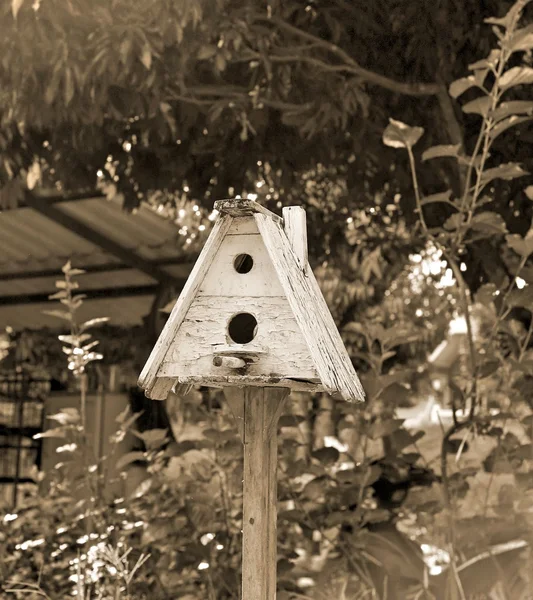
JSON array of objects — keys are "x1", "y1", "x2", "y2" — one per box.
[{"x1": 214, "y1": 198, "x2": 282, "y2": 224}]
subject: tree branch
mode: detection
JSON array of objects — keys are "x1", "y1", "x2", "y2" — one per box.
[{"x1": 256, "y1": 16, "x2": 441, "y2": 96}]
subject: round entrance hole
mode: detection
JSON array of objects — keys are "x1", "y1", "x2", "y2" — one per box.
[
  {"x1": 233, "y1": 253, "x2": 254, "y2": 274},
  {"x1": 228, "y1": 313, "x2": 258, "y2": 344}
]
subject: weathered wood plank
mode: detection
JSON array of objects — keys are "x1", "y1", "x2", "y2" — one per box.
[
  {"x1": 214, "y1": 198, "x2": 283, "y2": 224},
  {"x1": 144, "y1": 376, "x2": 176, "y2": 400},
  {"x1": 199, "y1": 230, "x2": 284, "y2": 297},
  {"x1": 137, "y1": 214, "x2": 234, "y2": 396},
  {"x1": 254, "y1": 213, "x2": 365, "y2": 403},
  {"x1": 223, "y1": 387, "x2": 245, "y2": 440},
  {"x1": 241, "y1": 387, "x2": 289, "y2": 600},
  {"x1": 160, "y1": 295, "x2": 319, "y2": 381},
  {"x1": 173, "y1": 374, "x2": 324, "y2": 393},
  {"x1": 227, "y1": 217, "x2": 259, "y2": 235},
  {"x1": 282, "y1": 206, "x2": 308, "y2": 271}
]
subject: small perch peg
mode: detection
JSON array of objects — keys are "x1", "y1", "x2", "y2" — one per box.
[{"x1": 213, "y1": 355, "x2": 247, "y2": 369}]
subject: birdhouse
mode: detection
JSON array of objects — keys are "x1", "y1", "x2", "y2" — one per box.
[{"x1": 138, "y1": 198, "x2": 365, "y2": 403}]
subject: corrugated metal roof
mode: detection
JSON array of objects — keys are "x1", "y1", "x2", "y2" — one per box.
[
  {"x1": 0, "y1": 196, "x2": 195, "y2": 330},
  {"x1": 0, "y1": 196, "x2": 185, "y2": 276}
]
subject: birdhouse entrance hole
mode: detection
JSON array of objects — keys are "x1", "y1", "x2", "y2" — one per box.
[
  {"x1": 234, "y1": 253, "x2": 254, "y2": 273},
  {"x1": 228, "y1": 312, "x2": 257, "y2": 344}
]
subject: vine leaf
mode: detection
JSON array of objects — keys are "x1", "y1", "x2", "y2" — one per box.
[
  {"x1": 462, "y1": 97, "x2": 492, "y2": 117},
  {"x1": 489, "y1": 116, "x2": 533, "y2": 141},
  {"x1": 506, "y1": 233, "x2": 533, "y2": 258},
  {"x1": 508, "y1": 25, "x2": 533, "y2": 52},
  {"x1": 470, "y1": 212, "x2": 508, "y2": 236},
  {"x1": 444, "y1": 213, "x2": 464, "y2": 231},
  {"x1": 11, "y1": 0, "x2": 24, "y2": 18},
  {"x1": 492, "y1": 100, "x2": 533, "y2": 121},
  {"x1": 449, "y1": 76, "x2": 477, "y2": 98},
  {"x1": 382, "y1": 119, "x2": 424, "y2": 149},
  {"x1": 499, "y1": 66, "x2": 533, "y2": 90},
  {"x1": 421, "y1": 145, "x2": 461, "y2": 162},
  {"x1": 480, "y1": 163, "x2": 528, "y2": 186},
  {"x1": 420, "y1": 190, "x2": 454, "y2": 205}
]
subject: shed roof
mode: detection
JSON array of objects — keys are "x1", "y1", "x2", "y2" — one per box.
[{"x1": 0, "y1": 194, "x2": 194, "y2": 330}]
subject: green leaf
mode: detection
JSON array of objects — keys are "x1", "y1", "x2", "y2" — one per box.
[
  {"x1": 11, "y1": 0, "x2": 24, "y2": 19},
  {"x1": 369, "y1": 418, "x2": 404, "y2": 440},
  {"x1": 48, "y1": 408, "x2": 80, "y2": 425},
  {"x1": 197, "y1": 45, "x2": 217, "y2": 60},
  {"x1": 79, "y1": 317, "x2": 110, "y2": 332},
  {"x1": 449, "y1": 76, "x2": 477, "y2": 98},
  {"x1": 476, "y1": 359, "x2": 500, "y2": 378},
  {"x1": 420, "y1": 190, "x2": 453, "y2": 205},
  {"x1": 421, "y1": 144, "x2": 461, "y2": 162},
  {"x1": 141, "y1": 45, "x2": 152, "y2": 70},
  {"x1": 34, "y1": 427, "x2": 67, "y2": 440},
  {"x1": 470, "y1": 211, "x2": 508, "y2": 235},
  {"x1": 507, "y1": 286, "x2": 533, "y2": 310},
  {"x1": 278, "y1": 414, "x2": 306, "y2": 427},
  {"x1": 506, "y1": 233, "x2": 533, "y2": 257},
  {"x1": 499, "y1": 66, "x2": 533, "y2": 90},
  {"x1": 214, "y1": 53, "x2": 226, "y2": 72},
  {"x1": 469, "y1": 50, "x2": 500, "y2": 71},
  {"x1": 462, "y1": 96, "x2": 492, "y2": 116},
  {"x1": 133, "y1": 428, "x2": 168, "y2": 448},
  {"x1": 508, "y1": 25, "x2": 533, "y2": 52},
  {"x1": 489, "y1": 116, "x2": 533, "y2": 140},
  {"x1": 388, "y1": 429, "x2": 425, "y2": 452},
  {"x1": 64, "y1": 69, "x2": 75, "y2": 106},
  {"x1": 480, "y1": 162, "x2": 528, "y2": 186},
  {"x1": 475, "y1": 283, "x2": 498, "y2": 305},
  {"x1": 120, "y1": 38, "x2": 133, "y2": 65},
  {"x1": 485, "y1": 3, "x2": 525, "y2": 29},
  {"x1": 382, "y1": 119, "x2": 424, "y2": 149},
  {"x1": 116, "y1": 451, "x2": 146, "y2": 471},
  {"x1": 58, "y1": 333, "x2": 91, "y2": 345},
  {"x1": 312, "y1": 446, "x2": 340, "y2": 465},
  {"x1": 301, "y1": 477, "x2": 327, "y2": 500},
  {"x1": 444, "y1": 213, "x2": 465, "y2": 231},
  {"x1": 492, "y1": 100, "x2": 533, "y2": 121},
  {"x1": 48, "y1": 290, "x2": 68, "y2": 300}
]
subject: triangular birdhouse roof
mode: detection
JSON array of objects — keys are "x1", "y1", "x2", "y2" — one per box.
[{"x1": 138, "y1": 199, "x2": 365, "y2": 403}]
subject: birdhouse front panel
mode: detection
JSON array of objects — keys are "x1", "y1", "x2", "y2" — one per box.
[{"x1": 158, "y1": 216, "x2": 321, "y2": 388}]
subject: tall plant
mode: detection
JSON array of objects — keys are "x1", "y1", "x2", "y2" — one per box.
[{"x1": 382, "y1": 0, "x2": 533, "y2": 596}]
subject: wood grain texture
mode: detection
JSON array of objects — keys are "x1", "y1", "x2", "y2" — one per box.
[
  {"x1": 241, "y1": 387, "x2": 289, "y2": 600},
  {"x1": 160, "y1": 295, "x2": 320, "y2": 381},
  {"x1": 223, "y1": 387, "x2": 245, "y2": 440},
  {"x1": 282, "y1": 206, "x2": 308, "y2": 270},
  {"x1": 138, "y1": 213, "x2": 234, "y2": 399},
  {"x1": 214, "y1": 198, "x2": 282, "y2": 224},
  {"x1": 199, "y1": 223, "x2": 284, "y2": 297},
  {"x1": 254, "y1": 213, "x2": 365, "y2": 403},
  {"x1": 171, "y1": 374, "x2": 324, "y2": 393}
]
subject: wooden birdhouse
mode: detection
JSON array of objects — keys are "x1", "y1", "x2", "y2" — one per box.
[
  {"x1": 139, "y1": 198, "x2": 365, "y2": 404},
  {"x1": 139, "y1": 198, "x2": 364, "y2": 600}
]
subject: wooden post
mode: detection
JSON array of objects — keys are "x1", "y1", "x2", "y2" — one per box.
[
  {"x1": 224, "y1": 386, "x2": 289, "y2": 600},
  {"x1": 282, "y1": 206, "x2": 308, "y2": 270}
]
